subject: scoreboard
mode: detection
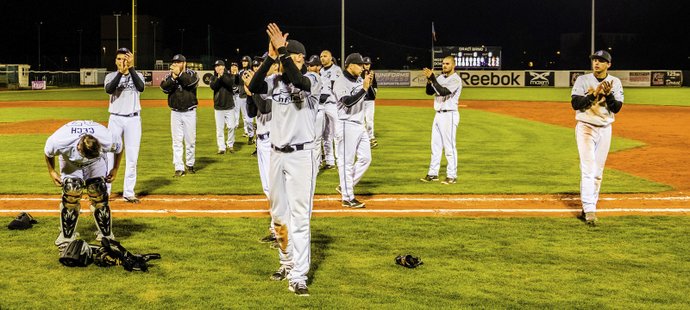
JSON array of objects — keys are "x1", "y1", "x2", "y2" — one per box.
[{"x1": 433, "y1": 46, "x2": 502, "y2": 70}]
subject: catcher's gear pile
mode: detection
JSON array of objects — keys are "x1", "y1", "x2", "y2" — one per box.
[
  {"x1": 7, "y1": 212, "x2": 38, "y2": 230},
  {"x1": 395, "y1": 254, "x2": 423, "y2": 268},
  {"x1": 59, "y1": 238, "x2": 161, "y2": 272}
]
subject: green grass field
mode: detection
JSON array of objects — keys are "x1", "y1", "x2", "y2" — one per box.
[
  {"x1": 2, "y1": 216, "x2": 689, "y2": 308},
  {"x1": 1, "y1": 87, "x2": 688, "y2": 308},
  {"x1": 2, "y1": 86, "x2": 689, "y2": 106}
]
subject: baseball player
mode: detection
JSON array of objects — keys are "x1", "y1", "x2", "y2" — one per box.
[
  {"x1": 243, "y1": 60, "x2": 280, "y2": 246},
  {"x1": 103, "y1": 47, "x2": 144, "y2": 203},
  {"x1": 362, "y1": 56, "x2": 378, "y2": 148},
  {"x1": 44, "y1": 120, "x2": 123, "y2": 252},
  {"x1": 306, "y1": 55, "x2": 325, "y2": 164},
  {"x1": 420, "y1": 56, "x2": 463, "y2": 184},
  {"x1": 160, "y1": 54, "x2": 199, "y2": 177},
  {"x1": 333, "y1": 53, "x2": 373, "y2": 208},
  {"x1": 319, "y1": 50, "x2": 343, "y2": 169},
  {"x1": 248, "y1": 23, "x2": 321, "y2": 297},
  {"x1": 230, "y1": 62, "x2": 241, "y2": 130},
  {"x1": 571, "y1": 50, "x2": 624, "y2": 226},
  {"x1": 209, "y1": 59, "x2": 237, "y2": 154},
  {"x1": 238, "y1": 56, "x2": 256, "y2": 144}
]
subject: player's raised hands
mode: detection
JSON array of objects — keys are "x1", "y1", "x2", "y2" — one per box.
[
  {"x1": 267, "y1": 40, "x2": 278, "y2": 60},
  {"x1": 241, "y1": 70, "x2": 254, "y2": 86},
  {"x1": 363, "y1": 71, "x2": 374, "y2": 90},
  {"x1": 422, "y1": 68, "x2": 434, "y2": 79},
  {"x1": 601, "y1": 81, "x2": 612, "y2": 95},
  {"x1": 266, "y1": 23, "x2": 289, "y2": 52},
  {"x1": 125, "y1": 52, "x2": 135, "y2": 70}
]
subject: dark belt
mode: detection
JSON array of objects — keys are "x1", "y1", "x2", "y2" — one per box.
[
  {"x1": 111, "y1": 112, "x2": 139, "y2": 117},
  {"x1": 171, "y1": 107, "x2": 197, "y2": 112},
  {"x1": 257, "y1": 133, "x2": 270, "y2": 140},
  {"x1": 272, "y1": 143, "x2": 306, "y2": 153},
  {"x1": 437, "y1": 109, "x2": 456, "y2": 113}
]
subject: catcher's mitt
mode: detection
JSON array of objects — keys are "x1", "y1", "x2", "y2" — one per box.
[
  {"x1": 7, "y1": 212, "x2": 38, "y2": 230},
  {"x1": 395, "y1": 254, "x2": 423, "y2": 268}
]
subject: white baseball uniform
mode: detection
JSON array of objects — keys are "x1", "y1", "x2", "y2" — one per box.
[
  {"x1": 104, "y1": 70, "x2": 144, "y2": 199},
  {"x1": 44, "y1": 120, "x2": 123, "y2": 245},
  {"x1": 426, "y1": 72, "x2": 462, "y2": 179},
  {"x1": 250, "y1": 55, "x2": 321, "y2": 286},
  {"x1": 571, "y1": 73, "x2": 624, "y2": 213},
  {"x1": 319, "y1": 64, "x2": 343, "y2": 166},
  {"x1": 255, "y1": 94, "x2": 273, "y2": 198},
  {"x1": 333, "y1": 71, "x2": 371, "y2": 202},
  {"x1": 238, "y1": 68, "x2": 255, "y2": 138}
]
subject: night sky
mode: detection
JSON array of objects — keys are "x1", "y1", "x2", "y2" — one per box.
[{"x1": 1, "y1": 0, "x2": 688, "y2": 70}]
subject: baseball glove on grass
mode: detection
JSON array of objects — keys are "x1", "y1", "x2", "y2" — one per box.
[{"x1": 395, "y1": 254, "x2": 423, "y2": 268}]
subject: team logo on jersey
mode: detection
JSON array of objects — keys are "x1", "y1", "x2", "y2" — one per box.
[
  {"x1": 350, "y1": 84, "x2": 364, "y2": 96},
  {"x1": 272, "y1": 89, "x2": 304, "y2": 105}
]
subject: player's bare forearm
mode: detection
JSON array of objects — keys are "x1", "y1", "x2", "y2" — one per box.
[{"x1": 44, "y1": 155, "x2": 61, "y2": 186}]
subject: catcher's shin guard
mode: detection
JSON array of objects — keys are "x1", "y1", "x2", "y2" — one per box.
[
  {"x1": 86, "y1": 177, "x2": 113, "y2": 239},
  {"x1": 55, "y1": 178, "x2": 84, "y2": 247}
]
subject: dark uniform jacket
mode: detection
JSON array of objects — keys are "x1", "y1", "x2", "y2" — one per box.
[
  {"x1": 160, "y1": 69, "x2": 199, "y2": 111},
  {"x1": 209, "y1": 71, "x2": 236, "y2": 110},
  {"x1": 363, "y1": 70, "x2": 378, "y2": 100}
]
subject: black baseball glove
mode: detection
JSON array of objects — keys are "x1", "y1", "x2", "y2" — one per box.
[
  {"x1": 7, "y1": 212, "x2": 38, "y2": 230},
  {"x1": 94, "y1": 238, "x2": 161, "y2": 272},
  {"x1": 395, "y1": 254, "x2": 423, "y2": 268}
]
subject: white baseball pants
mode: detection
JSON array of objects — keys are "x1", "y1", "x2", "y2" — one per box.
[
  {"x1": 171, "y1": 110, "x2": 197, "y2": 171},
  {"x1": 322, "y1": 104, "x2": 338, "y2": 166},
  {"x1": 335, "y1": 121, "x2": 371, "y2": 201},
  {"x1": 314, "y1": 108, "x2": 326, "y2": 163},
  {"x1": 214, "y1": 109, "x2": 236, "y2": 151},
  {"x1": 576, "y1": 121, "x2": 612, "y2": 213},
  {"x1": 106, "y1": 114, "x2": 141, "y2": 198},
  {"x1": 364, "y1": 100, "x2": 376, "y2": 139},
  {"x1": 427, "y1": 111, "x2": 459, "y2": 178},
  {"x1": 269, "y1": 148, "x2": 318, "y2": 284},
  {"x1": 256, "y1": 134, "x2": 271, "y2": 198}
]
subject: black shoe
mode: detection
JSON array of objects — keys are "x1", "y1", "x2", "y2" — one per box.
[
  {"x1": 441, "y1": 177, "x2": 457, "y2": 184},
  {"x1": 342, "y1": 199, "x2": 365, "y2": 208},
  {"x1": 370, "y1": 139, "x2": 378, "y2": 148},
  {"x1": 186, "y1": 166, "x2": 196, "y2": 174},
  {"x1": 247, "y1": 137, "x2": 254, "y2": 145},
  {"x1": 271, "y1": 266, "x2": 290, "y2": 281},
  {"x1": 217, "y1": 150, "x2": 226, "y2": 155},
  {"x1": 173, "y1": 170, "x2": 186, "y2": 177},
  {"x1": 250, "y1": 149, "x2": 257, "y2": 156},
  {"x1": 123, "y1": 196, "x2": 140, "y2": 203},
  {"x1": 259, "y1": 234, "x2": 277, "y2": 243},
  {"x1": 227, "y1": 147, "x2": 235, "y2": 154},
  {"x1": 420, "y1": 175, "x2": 439, "y2": 182},
  {"x1": 288, "y1": 282, "x2": 309, "y2": 296},
  {"x1": 322, "y1": 164, "x2": 336, "y2": 170}
]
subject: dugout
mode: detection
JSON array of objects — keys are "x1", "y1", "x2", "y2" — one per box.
[{"x1": 0, "y1": 64, "x2": 31, "y2": 89}]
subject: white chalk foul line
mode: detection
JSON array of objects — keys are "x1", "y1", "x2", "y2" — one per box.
[
  {"x1": 2, "y1": 196, "x2": 690, "y2": 202},
  {"x1": 1, "y1": 208, "x2": 688, "y2": 215}
]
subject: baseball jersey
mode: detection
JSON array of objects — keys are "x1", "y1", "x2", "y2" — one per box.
[
  {"x1": 44, "y1": 120, "x2": 123, "y2": 166},
  {"x1": 265, "y1": 72, "x2": 321, "y2": 147},
  {"x1": 430, "y1": 73, "x2": 463, "y2": 111},
  {"x1": 571, "y1": 73, "x2": 624, "y2": 126},
  {"x1": 104, "y1": 71, "x2": 144, "y2": 114},
  {"x1": 255, "y1": 94, "x2": 273, "y2": 135},
  {"x1": 333, "y1": 71, "x2": 367, "y2": 123},
  {"x1": 319, "y1": 64, "x2": 343, "y2": 104}
]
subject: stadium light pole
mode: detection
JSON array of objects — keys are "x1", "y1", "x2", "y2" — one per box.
[
  {"x1": 114, "y1": 13, "x2": 121, "y2": 49},
  {"x1": 37, "y1": 21, "x2": 42, "y2": 70},
  {"x1": 151, "y1": 21, "x2": 158, "y2": 64},
  {"x1": 341, "y1": 0, "x2": 345, "y2": 67},
  {"x1": 77, "y1": 29, "x2": 83, "y2": 68},
  {"x1": 591, "y1": 0, "x2": 595, "y2": 54}
]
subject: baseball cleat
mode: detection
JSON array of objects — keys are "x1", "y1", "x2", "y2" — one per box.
[
  {"x1": 123, "y1": 196, "x2": 140, "y2": 204},
  {"x1": 250, "y1": 149, "x2": 257, "y2": 156},
  {"x1": 186, "y1": 166, "x2": 196, "y2": 174},
  {"x1": 336, "y1": 186, "x2": 342, "y2": 194},
  {"x1": 228, "y1": 147, "x2": 235, "y2": 153},
  {"x1": 342, "y1": 199, "x2": 365, "y2": 208},
  {"x1": 583, "y1": 212, "x2": 598, "y2": 226},
  {"x1": 288, "y1": 282, "x2": 309, "y2": 296},
  {"x1": 217, "y1": 150, "x2": 226, "y2": 155},
  {"x1": 270, "y1": 266, "x2": 290, "y2": 281},
  {"x1": 370, "y1": 139, "x2": 378, "y2": 148},
  {"x1": 321, "y1": 164, "x2": 336, "y2": 170},
  {"x1": 420, "y1": 175, "x2": 439, "y2": 182},
  {"x1": 441, "y1": 177, "x2": 457, "y2": 185},
  {"x1": 247, "y1": 137, "x2": 254, "y2": 145},
  {"x1": 259, "y1": 234, "x2": 277, "y2": 243},
  {"x1": 173, "y1": 170, "x2": 186, "y2": 177}
]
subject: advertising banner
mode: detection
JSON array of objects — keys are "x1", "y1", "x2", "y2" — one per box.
[
  {"x1": 31, "y1": 80, "x2": 46, "y2": 90},
  {"x1": 458, "y1": 71, "x2": 525, "y2": 87},
  {"x1": 375, "y1": 71, "x2": 411, "y2": 87},
  {"x1": 651, "y1": 71, "x2": 683, "y2": 87},
  {"x1": 524, "y1": 71, "x2": 555, "y2": 87}
]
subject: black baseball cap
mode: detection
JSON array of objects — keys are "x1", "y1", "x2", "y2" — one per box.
[
  {"x1": 345, "y1": 53, "x2": 365, "y2": 66},
  {"x1": 590, "y1": 50, "x2": 612, "y2": 63},
  {"x1": 214, "y1": 60, "x2": 225, "y2": 66},
  {"x1": 172, "y1": 54, "x2": 186, "y2": 62},
  {"x1": 286, "y1": 40, "x2": 306, "y2": 55},
  {"x1": 362, "y1": 57, "x2": 371, "y2": 64},
  {"x1": 306, "y1": 55, "x2": 320, "y2": 66},
  {"x1": 252, "y1": 60, "x2": 261, "y2": 67},
  {"x1": 242, "y1": 56, "x2": 251, "y2": 62},
  {"x1": 116, "y1": 47, "x2": 131, "y2": 55},
  {"x1": 230, "y1": 62, "x2": 238, "y2": 67}
]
